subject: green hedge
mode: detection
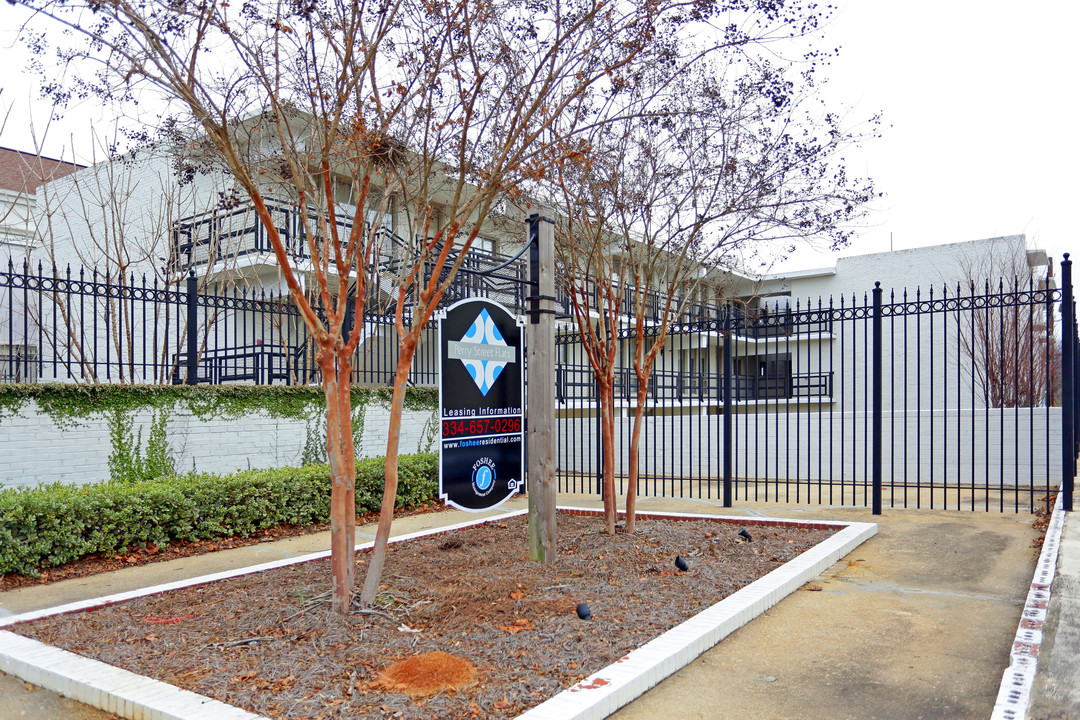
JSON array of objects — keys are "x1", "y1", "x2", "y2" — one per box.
[{"x1": 0, "y1": 453, "x2": 438, "y2": 577}]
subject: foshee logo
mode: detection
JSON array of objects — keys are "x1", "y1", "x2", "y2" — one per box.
[
  {"x1": 471, "y1": 457, "x2": 496, "y2": 497},
  {"x1": 447, "y1": 308, "x2": 515, "y2": 396}
]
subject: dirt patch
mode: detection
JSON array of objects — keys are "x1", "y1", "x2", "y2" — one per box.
[
  {"x1": 371, "y1": 651, "x2": 479, "y2": 698},
  {"x1": 0, "y1": 503, "x2": 446, "y2": 591},
  {"x1": 13, "y1": 513, "x2": 835, "y2": 719}
]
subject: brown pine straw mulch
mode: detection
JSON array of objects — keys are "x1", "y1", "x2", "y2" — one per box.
[{"x1": 12, "y1": 513, "x2": 836, "y2": 720}]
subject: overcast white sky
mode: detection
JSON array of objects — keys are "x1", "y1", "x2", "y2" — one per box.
[
  {"x1": 773, "y1": 1, "x2": 1080, "y2": 275},
  {"x1": 2, "y1": 1, "x2": 1078, "y2": 276}
]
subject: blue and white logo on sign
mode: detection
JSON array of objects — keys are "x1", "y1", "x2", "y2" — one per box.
[
  {"x1": 472, "y1": 457, "x2": 496, "y2": 497},
  {"x1": 447, "y1": 308, "x2": 515, "y2": 396}
]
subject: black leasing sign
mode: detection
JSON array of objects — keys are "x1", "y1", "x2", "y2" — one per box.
[{"x1": 437, "y1": 298, "x2": 525, "y2": 511}]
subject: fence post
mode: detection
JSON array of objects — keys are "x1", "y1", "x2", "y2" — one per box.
[
  {"x1": 1063, "y1": 255, "x2": 1075, "y2": 512},
  {"x1": 872, "y1": 281, "x2": 883, "y2": 515},
  {"x1": 186, "y1": 269, "x2": 198, "y2": 386},
  {"x1": 723, "y1": 309, "x2": 733, "y2": 507},
  {"x1": 1074, "y1": 300, "x2": 1079, "y2": 465},
  {"x1": 1071, "y1": 302, "x2": 1080, "y2": 464}
]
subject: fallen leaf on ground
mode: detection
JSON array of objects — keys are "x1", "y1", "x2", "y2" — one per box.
[{"x1": 500, "y1": 618, "x2": 533, "y2": 633}]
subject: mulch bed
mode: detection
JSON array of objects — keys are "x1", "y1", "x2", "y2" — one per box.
[
  {"x1": 1030, "y1": 494, "x2": 1058, "y2": 552},
  {"x1": 0, "y1": 503, "x2": 447, "y2": 592},
  {"x1": 12, "y1": 513, "x2": 836, "y2": 720}
]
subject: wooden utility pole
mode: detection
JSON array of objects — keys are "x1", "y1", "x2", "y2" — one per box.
[{"x1": 527, "y1": 214, "x2": 557, "y2": 562}]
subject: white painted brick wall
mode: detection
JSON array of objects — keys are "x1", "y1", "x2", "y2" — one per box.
[
  {"x1": 0, "y1": 400, "x2": 438, "y2": 488},
  {"x1": 36, "y1": 150, "x2": 228, "y2": 273}
]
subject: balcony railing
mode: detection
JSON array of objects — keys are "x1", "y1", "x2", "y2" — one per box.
[
  {"x1": 551, "y1": 292, "x2": 834, "y2": 338},
  {"x1": 729, "y1": 306, "x2": 834, "y2": 338},
  {"x1": 171, "y1": 198, "x2": 401, "y2": 270},
  {"x1": 170, "y1": 199, "x2": 837, "y2": 339},
  {"x1": 555, "y1": 364, "x2": 833, "y2": 404},
  {"x1": 170, "y1": 199, "x2": 569, "y2": 318},
  {"x1": 171, "y1": 343, "x2": 293, "y2": 386}
]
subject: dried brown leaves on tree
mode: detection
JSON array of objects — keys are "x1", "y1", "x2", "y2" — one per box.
[
  {"x1": 550, "y1": 28, "x2": 880, "y2": 534},
  {"x1": 17, "y1": 0, "x2": 735, "y2": 611}
]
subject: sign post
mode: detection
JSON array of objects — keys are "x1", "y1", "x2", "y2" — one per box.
[
  {"x1": 437, "y1": 298, "x2": 525, "y2": 511},
  {"x1": 527, "y1": 214, "x2": 557, "y2": 562}
]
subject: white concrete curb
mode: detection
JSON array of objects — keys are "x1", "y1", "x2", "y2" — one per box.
[
  {"x1": 517, "y1": 509, "x2": 877, "y2": 720},
  {"x1": 0, "y1": 630, "x2": 263, "y2": 720},
  {"x1": 990, "y1": 488, "x2": 1067, "y2": 720},
  {"x1": 0, "y1": 508, "x2": 875, "y2": 720}
]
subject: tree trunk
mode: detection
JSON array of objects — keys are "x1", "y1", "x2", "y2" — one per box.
[
  {"x1": 598, "y1": 377, "x2": 617, "y2": 534},
  {"x1": 359, "y1": 335, "x2": 418, "y2": 607},
  {"x1": 318, "y1": 342, "x2": 356, "y2": 615},
  {"x1": 626, "y1": 382, "x2": 649, "y2": 534}
]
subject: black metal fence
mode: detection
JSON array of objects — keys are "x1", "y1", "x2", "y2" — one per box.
[
  {"x1": 554, "y1": 261, "x2": 1078, "y2": 514},
  {"x1": 2, "y1": 248, "x2": 1077, "y2": 514},
  {"x1": 0, "y1": 246, "x2": 540, "y2": 387}
]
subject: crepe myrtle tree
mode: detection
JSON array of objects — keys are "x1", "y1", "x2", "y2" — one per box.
[
  {"x1": 552, "y1": 42, "x2": 879, "y2": 535},
  {"x1": 17, "y1": 0, "x2": 734, "y2": 611}
]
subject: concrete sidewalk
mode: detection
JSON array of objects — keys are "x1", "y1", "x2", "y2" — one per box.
[
  {"x1": 613, "y1": 499, "x2": 1038, "y2": 720},
  {"x1": 0, "y1": 493, "x2": 1067, "y2": 720}
]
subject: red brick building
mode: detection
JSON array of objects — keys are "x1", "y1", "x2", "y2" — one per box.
[
  {"x1": 0, "y1": 147, "x2": 84, "y2": 248},
  {"x1": 0, "y1": 146, "x2": 83, "y2": 194}
]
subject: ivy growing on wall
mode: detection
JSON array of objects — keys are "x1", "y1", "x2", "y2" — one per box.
[
  {"x1": 0, "y1": 384, "x2": 438, "y2": 427},
  {"x1": 300, "y1": 414, "x2": 328, "y2": 467},
  {"x1": 0, "y1": 384, "x2": 440, "y2": 482},
  {"x1": 107, "y1": 407, "x2": 177, "y2": 483}
]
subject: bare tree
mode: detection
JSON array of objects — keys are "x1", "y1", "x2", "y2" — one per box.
[
  {"x1": 26, "y1": 129, "x2": 245, "y2": 384},
  {"x1": 0, "y1": 115, "x2": 87, "y2": 383},
  {"x1": 18, "y1": 0, "x2": 705, "y2": 612},
  {"x1": 553, "y1": 32, "x2": 879, "y2": 533},
  {"x1": 958, "y1": 240, "x2": 1059, "y2": 408},
  {"x1": 552, "y1": 154, "x2": 626, "y2": 533}
]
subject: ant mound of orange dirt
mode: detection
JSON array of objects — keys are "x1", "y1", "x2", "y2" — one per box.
[{"x1": 370, "y1": 651, "x2": 479, "y2": 699}]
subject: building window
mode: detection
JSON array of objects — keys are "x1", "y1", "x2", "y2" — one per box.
[
  {"x1": 456, "y1": 235, "x2": 494, "y2": 253},
  {"x1": 735, "y1": 352, "x2": 792, "y2": 400},
  {"x1": 0, "y1": 344, "x2": 38, "y2": 383}
]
